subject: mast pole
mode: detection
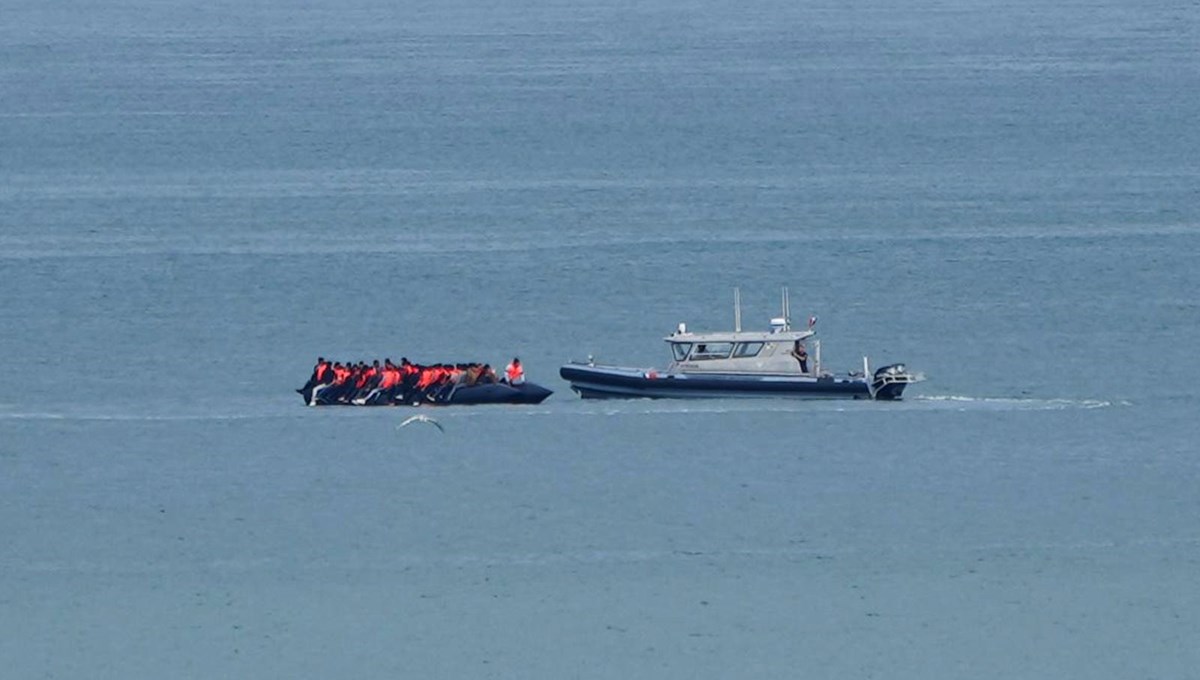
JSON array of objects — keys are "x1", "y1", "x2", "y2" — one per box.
[
  {"x1": 734, "y1": 287, "x2": 742, "y2": 333},
  {"x1": 782, "y1": 287, "x2": 790, "y2": 330}
]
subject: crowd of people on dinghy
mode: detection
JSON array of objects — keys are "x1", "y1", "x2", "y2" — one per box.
[{"x1": 297, "y1": 356, "x2": 525, "y2": 406}]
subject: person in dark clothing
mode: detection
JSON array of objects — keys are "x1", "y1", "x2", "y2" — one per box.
[
  {"x1": 298, "y1": 357, "x2": 332, "y2": 404},
  {"x1": 309, "y1": 361, "x2": 348, "y2": 405},
  {"x1": 791, "y1": 341, "x2": 809, "y2": 373},
  {"x1": 478, "y1": 364, "x2": 498, "y2": 384}
]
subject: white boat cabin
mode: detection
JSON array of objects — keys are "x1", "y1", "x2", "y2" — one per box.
[{"x1": 663, "y1": 325, "x2": 821, "y2": 376}]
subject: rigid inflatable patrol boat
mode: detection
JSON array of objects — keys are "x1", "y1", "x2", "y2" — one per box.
[{"x1": 560, "y1": 289, "x2": 924, "y2": 401}]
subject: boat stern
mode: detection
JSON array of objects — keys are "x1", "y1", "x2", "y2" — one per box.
[{"x1": 870, "y1": 363, "x2": 925, "y2": 400}]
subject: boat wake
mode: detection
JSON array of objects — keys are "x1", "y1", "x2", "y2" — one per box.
[
  {"x1": 419, "y1": 393, "x2": 1129, "y2": 420},
  {"x1": 913, "y1": 394, "x2": 1128, "y2": 411}
]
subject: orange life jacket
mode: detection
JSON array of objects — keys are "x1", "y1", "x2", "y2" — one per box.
[
  {"x1": 417, "y1": 369, "x2": 436, "y2": 389},
  {"x1": 506, "y1": 362, "x2": 523, "y2": 382},
  {"x1": 381, "y1": 368, "x2": 399, "y2": 389}
]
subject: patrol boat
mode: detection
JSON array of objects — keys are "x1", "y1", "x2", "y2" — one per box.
[{"x1": 559, "y1": 289, "x2": 924, "y2": 400}]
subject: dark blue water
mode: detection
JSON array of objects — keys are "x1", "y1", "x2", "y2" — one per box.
[{"x1": 3, "y1": 1, "x2": 1199, "y2": 677}]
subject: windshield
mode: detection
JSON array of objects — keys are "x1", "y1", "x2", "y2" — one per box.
[{"x1": 671, "y1": 343, "x2": 692, "y2": 361}]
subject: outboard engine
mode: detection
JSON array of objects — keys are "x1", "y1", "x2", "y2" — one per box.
[{"x1": 871, "y1": 363, "x2": 914, "y2": 400}]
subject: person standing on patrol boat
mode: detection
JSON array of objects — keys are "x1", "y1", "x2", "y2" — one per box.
[{"x1": 791, "y1": 341, "x2": 809, "y2": 373}]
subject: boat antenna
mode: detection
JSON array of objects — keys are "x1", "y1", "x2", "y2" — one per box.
[
  {"x1": 734, "y1": 287, "x2": 742, "y2": 332},
  {"x1": 782, "y1": 286, "x2": 791, "y2": 331}
]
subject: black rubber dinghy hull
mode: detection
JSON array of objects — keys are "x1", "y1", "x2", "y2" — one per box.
[
  {"x1": 443, "y1": 382, "x2": 553, "y2": 405},
  {"x1": 300, "y1": 381, "x2": 552, "y2": 406}
]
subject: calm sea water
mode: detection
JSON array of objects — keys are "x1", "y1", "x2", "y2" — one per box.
[{"x1": 3, "y1": 1, "x2": 1198, "y2": 677}]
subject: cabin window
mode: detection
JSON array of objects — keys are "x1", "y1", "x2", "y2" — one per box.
[
  {"x1": 733, "y1": 342, "x2": 763, "y2": 358},
  {"x1": 671, "y1": 343, "x2": 692, "y2": 361},
  {"x1": 691, "y1": 342, "x2": 733, "y2": 360}
]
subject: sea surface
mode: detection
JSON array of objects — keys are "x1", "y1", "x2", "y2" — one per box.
[{"x1": 2, "y1": 1, "x2": 1199, "y2": 677}]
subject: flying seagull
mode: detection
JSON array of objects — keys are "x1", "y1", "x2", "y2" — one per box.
[{"x1": 397, "y1": 414, "x2": 445, "y2": 433}]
